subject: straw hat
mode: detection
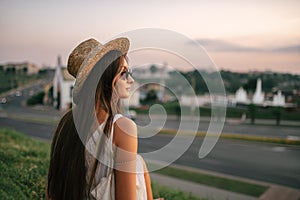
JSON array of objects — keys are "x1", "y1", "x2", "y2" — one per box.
[{"x1": 67, "y1": 37, "x2": 130, "y2": 103}]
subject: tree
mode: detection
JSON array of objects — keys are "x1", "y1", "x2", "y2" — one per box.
[
  {"x1": 23, "y1": 67, "x2": 28, "y2": 74},
  {"x1": 150, "y1": 65, "x2": 158, "y2": 74},
  {"x1": 243, "y1": 78, "x2": 258, "y2": 93},
  {"x1": 141, "y1": 89, "x2": 158, "y2": 105},
  {"x1": 27, "y1": 91, "x2": 45, "y2": 105}
]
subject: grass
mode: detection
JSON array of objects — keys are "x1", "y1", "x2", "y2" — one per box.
[
  {"x1": 151, "y1": 164, "x2": 268, "y2": 197},
  {"x1": 0, "y1": 128, "x2": 50, "y2": 199},
  {"x1": 151, "y1": 181, "x2": 204, "y2": 200},
  {"x1": 132, "y1": 103, "x2": 300, "y2": 121},
  {"x1": 7, "y1": 113, "x2": 59, "y2": 125},
  {"x1": 0, "y1": 128, "x2": 207, "y2": 200}
]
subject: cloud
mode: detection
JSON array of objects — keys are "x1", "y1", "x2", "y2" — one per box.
[
  {"x1": 271, "y1": 45, "x2": 300, "y2": 53},
  {"x1": 191, "y1": 39, "x2": 300, "y2": 53}
]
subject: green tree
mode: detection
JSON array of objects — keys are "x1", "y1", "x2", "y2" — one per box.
[
  {"x1": 23, "y1": 67, "x2": 28, "y2": 74},
  {"x1": 27, "y1": 91, "x2": 45, "y2": 105},
  {"x1": 150, "y1": 65, "x2": 158, "y2": 74},
  {"x1": 141, "y1": 89, "x2": 158, "y2": 105},
  {"x1": 243, "y1": 78, "x2": 258, "y2": 93}
]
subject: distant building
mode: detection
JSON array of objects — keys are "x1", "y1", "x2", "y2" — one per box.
[
  {"x1": 252, "y1": 78, "x2": 265, "y2": 104},
  {"x1": 235, "y1": 87, "x2": 248, "y2": 103},
  {"x1": 273, "y1": 90, "x2": 285, "y2": 106},
  {"x1": 2, "y1": 62, "x2": 39, "y2": 74},
  {"x1": 230, "y1": 78, "x2": 295, "y2": 108},
  {"x1": 53, "y1": 56, "x2": 75, "y2": 111}
]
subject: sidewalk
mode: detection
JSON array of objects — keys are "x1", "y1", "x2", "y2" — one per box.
[
  {"x1": 150, "y1": 173, "x2": 257, "y2": 200},
  {"x1": 148, "y1": 162, "x2": 300, "y2": 200},
  {"x1": 259, "y1": 185, "x2": 300, "y2": 200}
]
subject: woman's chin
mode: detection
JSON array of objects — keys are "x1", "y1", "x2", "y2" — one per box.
[{"x1": 120, "y1": 93, "x2": 130, "y2": 99}]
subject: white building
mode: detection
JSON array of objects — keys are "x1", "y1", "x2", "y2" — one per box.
[
  {"x1": 53, "y1": 56, "x2": 75, "y2": 111},
  {"x1": 235, "y1": 87, "x2": 248, "y2": 103},
  {"x1": 252, "y1": 78, "x2": 265, "y2": 104},
  {"x1": 232, "y1": 78, "x2": 290, "y2": 107},
  {"x1": 273, "y1": 90, "x2": 285, "y2": 106}
]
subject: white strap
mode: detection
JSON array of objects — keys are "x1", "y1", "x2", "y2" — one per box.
[
  {"x1": 113, "y1": 114, "x2": 123, "y2": 123},
  {"x1": 109, "y1": 114, "x2": 123, "y2": 140}
]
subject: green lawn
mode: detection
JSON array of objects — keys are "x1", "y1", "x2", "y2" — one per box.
[
  {"x1": 0, "y1": 128, "x2": 205, "y2": 200},
  {"x1": 152, "y1": 165, "x2": 268, "y2": 197},
  {"x1": 0, "y1": 128, "x2": 50, "y2": 199},
  {"x1": 132, "y1": 102, "x2": 300, "y2": 121}
]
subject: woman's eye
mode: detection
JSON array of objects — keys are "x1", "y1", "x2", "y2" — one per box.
[{"x1": 120, "y1": 71, "x2": 126, "y2": 76}]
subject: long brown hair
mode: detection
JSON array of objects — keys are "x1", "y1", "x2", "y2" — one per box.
[{"x1": 47, "y1": 50, "x2": 126, "y2": 199}]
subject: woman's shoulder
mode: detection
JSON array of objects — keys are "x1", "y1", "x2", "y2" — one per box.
[
  {"x1": 113, "y1": 115, "x2": 137, "y2": 149},
  {"x1": 114, "y1": 115, "x2": 137, "y2": 134}
]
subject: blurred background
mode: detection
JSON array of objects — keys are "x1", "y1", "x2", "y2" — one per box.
[{"x1": 0, "y1": 1, "x2": 299, "y2": 200}]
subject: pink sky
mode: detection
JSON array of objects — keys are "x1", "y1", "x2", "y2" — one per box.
[{"x1": 1, "y1": 0, "x2": 299, "y2": 74}]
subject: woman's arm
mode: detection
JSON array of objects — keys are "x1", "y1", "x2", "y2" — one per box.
[
  {"x1": 141, "y1": 157, "x2": 153, "y2": 200},
  {"x1": 114, "y1": 117, "x2": 137, "y2": 200}
]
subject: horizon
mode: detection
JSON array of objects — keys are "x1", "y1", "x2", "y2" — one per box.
[{"x1": 2, "y1": 60, "x2": 300, "y2": 76}]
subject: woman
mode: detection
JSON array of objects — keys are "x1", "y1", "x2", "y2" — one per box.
[{"x1": 47, "y1": 38, "x2": 153, "y2": 199}]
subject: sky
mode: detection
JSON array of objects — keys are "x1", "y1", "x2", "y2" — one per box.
[{"x1": 1, "y1": 0, "x2": 300, "y2": 74}]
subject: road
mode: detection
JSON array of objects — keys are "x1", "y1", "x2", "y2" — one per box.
[
  {"x1": 0, "y1": 83, "x2": 300, "y2": 189},
  {"x1": 139, "y1": 133, "x2": 300, "y2": 189},
  {"x1": 1, "y1": 114, "x2": 299, "y2": 188}
]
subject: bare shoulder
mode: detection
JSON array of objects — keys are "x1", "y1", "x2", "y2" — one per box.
[
  {"x1": 114, "y1": 116, "x2": 137, "y2": 148},
  {"x1": 115, "y1": 116, "x2": 137, "y2": 134}
]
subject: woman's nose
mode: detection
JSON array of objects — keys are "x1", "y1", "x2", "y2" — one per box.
[{"x1": 128, "y1": 74, "x2": 134, "y2": 83}]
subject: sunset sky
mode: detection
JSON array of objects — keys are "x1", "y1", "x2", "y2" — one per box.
[{"x1": 1, "y1": 0, "x2": 300, "y2": 74}]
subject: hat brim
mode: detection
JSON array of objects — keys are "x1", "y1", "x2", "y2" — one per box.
[{"x1": 73, "y1": 37, "x2": 130, "y2": 103}]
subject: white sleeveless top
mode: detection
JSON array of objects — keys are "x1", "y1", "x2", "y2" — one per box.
[{"x1": 85, "y1": 114, "x2": 147, "y2": 200}]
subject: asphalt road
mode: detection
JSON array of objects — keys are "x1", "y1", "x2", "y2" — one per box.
[
  {"x1": 1, "y1": 116, "x2": 299, "y2": 188},
  {"x1": 138, "y1": 133, "x2": 300, "y2": 189}
]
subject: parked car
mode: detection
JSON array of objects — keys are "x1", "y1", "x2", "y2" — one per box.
[
  {"x1": 0, "y1": 97, "x2": 7, "y2": 104},
  {"x1": 15, "y1": 91, "x2": 22, "y2": 97}
]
